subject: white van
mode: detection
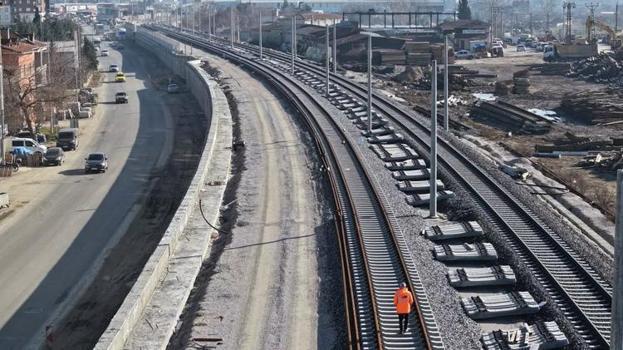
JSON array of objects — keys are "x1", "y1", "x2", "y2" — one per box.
[{"x1": 11, "y1": 137, "x2": 47, "y2": 154}]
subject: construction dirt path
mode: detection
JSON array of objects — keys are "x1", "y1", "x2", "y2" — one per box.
[{"x1": 167, "y1": 50, "x2": 344, "y2": 350}]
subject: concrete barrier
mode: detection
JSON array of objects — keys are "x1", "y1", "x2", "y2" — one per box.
[{"x1": 94, "y1": 28, "x2": 232, "y2": 350}]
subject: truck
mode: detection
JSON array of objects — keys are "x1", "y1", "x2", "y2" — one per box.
[
  {"x1": 95, "y1": 23, "x2": 104, "y2": 35},
  {"x1": 543, "y1": 43, "x2": 598, "y2": 61},
  {"x1": 117, "y1": 27, "x2": 127, "y2": 40}
]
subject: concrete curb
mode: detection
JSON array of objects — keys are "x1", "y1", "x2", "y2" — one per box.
[{"x1": 94, "y1": 34, "x2": 232, "y2": 350}]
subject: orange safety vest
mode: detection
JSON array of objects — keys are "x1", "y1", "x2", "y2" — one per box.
[{"x1": 393, "y1": 287, "x2": 414, "y2": 314}]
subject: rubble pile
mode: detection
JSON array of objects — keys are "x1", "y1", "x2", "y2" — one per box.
[
  {"x1": 560, "y1": 91, "x2": 623, "y2": 124},
  {"x1": 393, "y1": 65, "x2": 425, "y2": 83},
  {"x1": 392, "y1": 65, "x2": 476, "y2": 90},
  {"x1": 567, "y1": 53, "x2": 623, "y2": 87}
]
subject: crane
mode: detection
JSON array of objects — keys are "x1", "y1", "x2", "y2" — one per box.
[{"x1": 586, "y1": 16, "x2": 623, "y2": 50}]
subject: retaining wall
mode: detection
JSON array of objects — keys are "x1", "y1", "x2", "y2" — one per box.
[{"x1": 94, "y1": 27, "x2": 231, "y2": 350}]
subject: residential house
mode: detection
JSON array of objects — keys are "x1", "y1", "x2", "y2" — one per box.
[{"x1": 1, "y1": 33, "x2": 48, "y2": 131}]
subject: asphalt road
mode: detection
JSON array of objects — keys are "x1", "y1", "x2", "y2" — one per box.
[{"x1": 0, "y1": 38, "x2": 174, "y2": 348}]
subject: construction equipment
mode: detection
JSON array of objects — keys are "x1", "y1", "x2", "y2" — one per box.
[
  {"x1": 543, "y1": 42, "x2": 598, "y2": 61},
  {"x1": 586, "y1": 17, "x2": 623, "y2": 50}
]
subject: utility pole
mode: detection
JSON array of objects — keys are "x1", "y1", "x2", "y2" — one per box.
[
  {"x1": 326, "y1": 24, "x2": 330, "y2": 98},
  {"x1": 367, "y1": 34, "x2": 372, "y2": 133},
  {"x1": 291, "y1": 16, "x2": 295, "y2": 74},
  {"x1": 259, "y1": 11, "x2": 263, "y2": 59},
  {"x1": 617, "y1": 2, "x2": 620, "y2": 32},
  {"x1": 333, "y1": 19, "x2": 337, "y2": 74},
  {"x1": 443, "y1": 35, "x2": 449, "y2": 131},
  {"x1": 586, "y1": 2, "x2": 599, "y2": 41},
  {"x1": 429, "y1": 60, "x2": 438, "y2": 218},
  {"x1": 230, "y1": 7, "x2": 234, "y2": 48},
  {"x1": 612, "y1": 169, "x2": 623, "y2": 350},
  {"x1": 563, "y1": 1, "x2": 576, "y2": 44}
]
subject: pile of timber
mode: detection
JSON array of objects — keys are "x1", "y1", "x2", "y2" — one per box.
[
  {"x1": 512, "y1": 70, "x2": 530, "y2": 94},
  {"x1": 471, "y1": 100, "x2": 552, "y2": 134},
  {"x1": 567, "y1": 52, "x2": 623, "y2": 87},
  {"x1": 402, "y1": 41, "x2": 455, "y2": 66},
  {"x1": 560, "y1": 91, "x2": 623, "y2": 124},
  {"x1": 374, "y1": 49, "x2": 406, "y2": 66},
  {"x1": 535, "y1": 132, "x2": 616, "y2": 153},
  {"x1": 449, "y1": 65, "x2": 497, "y2": 78},
  {"x1": 529, "y1": 63, "x2": 572, "y2": 75}
]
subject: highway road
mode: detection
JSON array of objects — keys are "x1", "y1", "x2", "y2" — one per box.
[{"x1": 0, "y1": 37, "x2": 175, "y2": 348}]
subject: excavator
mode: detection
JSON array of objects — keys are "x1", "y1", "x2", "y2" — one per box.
[{"x1": 586, "y1": 16, "x2": 623, "y2": 51}]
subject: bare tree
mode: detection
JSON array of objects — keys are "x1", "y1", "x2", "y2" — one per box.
[{"x1": 4, "y1": 44, "x2": 76, "y2": 134}]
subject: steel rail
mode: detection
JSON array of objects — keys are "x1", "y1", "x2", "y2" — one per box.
[
  {"x1": 151, "y1": 26, "x2": 437, "y2": 349},
  {"x1": 204, "y1": 32, "x2": 614, "y2": 347}
]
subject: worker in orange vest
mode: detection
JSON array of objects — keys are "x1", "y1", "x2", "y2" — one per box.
[{"x1": 393, "y1": 282, "x2": 414, "y2": 334}]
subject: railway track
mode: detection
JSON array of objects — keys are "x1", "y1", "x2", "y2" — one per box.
[
  {"x1": 223, "y1": 34, "x2": 613, "y2": 346},
  {"x1": 146, "y1": 26, "x2": 443, "y2": 349},
  {"x1": 153, "y1": 26, "x2": 613, "y2": 348}
]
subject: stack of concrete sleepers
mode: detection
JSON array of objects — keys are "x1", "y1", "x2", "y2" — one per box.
[
  {"x1": 461, "y1": 291, "x2": 542, "y2": 320},
  {"x1": 385, "y1": 158, "x2": 427, "y2": 171},
  {"x1": 480, "y1": 321, "x2": 569, "y2": 349},
  {"x1": 433, "y1": 242, "x2": 498, "y2": 263},
  {"x1": 423, "y1": 221, "x2": 483, "y2": 241},
  {"x1": 448, "y1": 266, "x2": 516, "y2": 288}
]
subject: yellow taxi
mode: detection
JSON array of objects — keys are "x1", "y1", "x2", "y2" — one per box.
[{"x1": 115, "y1": 72, "x2": 126, "y2": 82}]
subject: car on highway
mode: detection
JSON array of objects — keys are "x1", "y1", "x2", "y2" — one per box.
[
  {"x1": 115, "y1": 72, "x2": 126, "y2": 82},
  {"x1": 167, "y1": 83, "x2": 179, "y2": 93},
  {"x1": 101, "y1": 49, "x2": 109, "y2": 56},
  {"x1": 115, "y1": 92, "x2": 128, "y2": 103},
  {"x1": 11, "y1": 137, "x2": 47, "y2": 155},
  {"x1": 84, "y1": 152, "x2": 108, "y2": 173},
  {"x1": 109, "y1": 64, "x2": 119, "y2": 72},
  {"x1": 43, "y1": 147, "x2": 65, "y2": 166},
  {"x1": 56, "y1": 128, "x2": 79, "y2": 150},
  {"x1": 455, "y1": 50, "x2": 474, "y2": 59}
]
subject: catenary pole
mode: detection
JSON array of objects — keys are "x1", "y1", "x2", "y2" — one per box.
[
  {"x1": 291, "y1": 17, "x2": 295, "y2": 74},
  {"x1": 430, "y1": 60, "x2": 438, "y2": 218},
  {"x1": 444, "y1": 35, "x2": 449, "y2": 131},
  {"x1": 326, "y1": 24, "x2": 330, "y2": 97},
  {"x1": 367, "y1": 34, "x2": 372, "y2": 133},
  {"x1": 230, "y1": 7, "x2": 234, "y2": 48},
  {"x1": 613, "y1": 169, "x2": 623, "y2": 350},
  {"x1": 333, "y1": 19, "x2": 337, "y2": 73},
  {"x1": 259, "y1": 11, "x2": 263, "y2": 59}
]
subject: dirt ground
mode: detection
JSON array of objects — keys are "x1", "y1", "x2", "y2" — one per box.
[
  {"x1": 167, "y1": 50, "x2": 344, "y2": 350},
  {"x1": 373, "y1": 48, "x2": 620, "y2": 223},
  {"x1": 47, "y1": 46, "x2": 207, "y2": 349}
]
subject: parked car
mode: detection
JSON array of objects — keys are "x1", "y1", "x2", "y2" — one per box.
[
  {"x1": 516, "y1": 44, "x2": 526, "y2": 52},
  {"x1": 167, "y1": 83, "x2": 179, "y2": 93},
  {"x1": 101, "y1": 49, "x2": 109, "y2": 56},
  {"x1": 78, "y1": 107, "x2": 92, "y2": 119},
  {"x1": 84, "y1": 153, "x2": 108, "y2": 173},
  {"x1": 115, "y1": 72, "x2": 126, "y2": 82},
  {"x1": 109, "y1": 64, "x2": 119, "y2": 72},
  {"x1": 115, "y1": 92, "x2": 128, "y2": 103},
  {"x1": 56, "y1": 128, "x2": 79, "y2": 150},
  {"x1": 43, "y1": 147, "x2": 65, "y2": 166},
  {"x1": 11, "y1": 137, "x2": 47, "y2": 155},
  {"x1": 455, "y1": 50, "x2": 474, "y2": 59},
  {"x1": 116, "y1": 43, "x2": 124, "y2": 50},
  {"x1": 15, "y1": 131, "x2": 46, "y2": 144}
]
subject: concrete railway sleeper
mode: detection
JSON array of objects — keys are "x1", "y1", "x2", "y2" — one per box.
[
  {"x1": 163, "y1": 26, "x2": 616, "y2": 348},
  {"x1": 150, "y1": 26, "x2": 443, "y2": 349}
]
